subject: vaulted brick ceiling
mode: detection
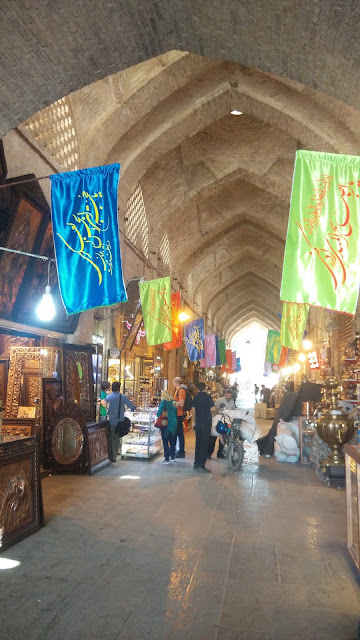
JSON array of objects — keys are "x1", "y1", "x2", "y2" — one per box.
[{"x1": 4, "y1": 1, "x2": 359, "y2": 339}]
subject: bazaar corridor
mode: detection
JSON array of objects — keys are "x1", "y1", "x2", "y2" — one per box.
[{"x1": 1, "y1": 427, "x2": 359, "y2": 640}]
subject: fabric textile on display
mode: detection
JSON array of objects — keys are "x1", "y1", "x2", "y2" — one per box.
[
  {"x1": 205, "y1": 335, "x2": 217, "y2": 367},
  {"x1": 218, "y1": 339, "x2": 227, "y2": 365},
  {"x1": 215, "y1": 336, "x2": 221, "y2": 366},
  {"x1": 281, "y1": 150, "x2": 360, "y2": 314},
  {"x1": 265, "y1": 330, "x2": 281, "y2": 364},
  {"x1": 280, "y1": 302, "x2": 309, "y2": 351},
  {"x1": 50, "y1": 164, "x2": 127, "y2": 314},
  {"x1": 163, "y1": 291, "x2": 182, "y2": 351},
  {"x1": 184, "y1": 318, "x2": 205, "y2": 361},
  {"x1": 139, "y1": 277, "x2": 172, "y2": 346}
]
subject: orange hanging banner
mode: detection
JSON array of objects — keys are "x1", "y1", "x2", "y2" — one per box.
[{"x1": 163, "y1": 291, "x2": 182, "y2": 350}]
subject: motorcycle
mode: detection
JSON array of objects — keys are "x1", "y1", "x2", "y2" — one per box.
[{"x1": 214, "y1": 405, "x2": 254, "y2": 472}]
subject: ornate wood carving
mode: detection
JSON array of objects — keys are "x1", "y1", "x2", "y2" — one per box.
[
  {"x1": 63, "y1": 345, "x2": 95, "y2": 422},
  {"x1": 2, "y1": 419, "x2": 35, "y2": 437},
  {"x1": 85, "y1": 421, "x2": 111, "y2": 475},
  {"x1": 0, "y1": 436, "x2": 41, "y2": 550},
  {"x1": 46, "y1": 400, "x2": 87, "y2": 473},
  {"x1": 5, "y1": 347, "x2": 58, "y2": 418}
]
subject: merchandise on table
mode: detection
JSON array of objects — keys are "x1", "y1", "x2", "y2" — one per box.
[{"x1": 121, "y1": 410, "x2": 161, "y2": 459}]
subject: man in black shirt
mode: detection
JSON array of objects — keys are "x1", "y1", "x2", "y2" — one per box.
[{"x1": 191, "y1": 382, "x2": 214, "y2": 473}]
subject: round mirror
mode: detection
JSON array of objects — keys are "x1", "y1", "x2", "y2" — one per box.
[{"x1": 52, "y1": 417, "x2": 84, "y2": 465}]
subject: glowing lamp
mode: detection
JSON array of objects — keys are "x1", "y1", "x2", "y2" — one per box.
[
  {"x1": 298, "y1": 353, "x2": 306, "y2": 362},
  {"x1": 302, "y1": 339, "x2": 312, "y2": 351},
  {"x1": 36, "y1": 285, "x2": 55, "y2": 322},
  {"x1": 293, "y1": 363, "x2": 301, "y2": 372},
  {"x1": 179, "y1": 311, "x2": 191, "y2": 323}
]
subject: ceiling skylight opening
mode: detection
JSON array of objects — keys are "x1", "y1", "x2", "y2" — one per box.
[{"x1": 231, "y1": 110, "x2": 243, "y2": 115}]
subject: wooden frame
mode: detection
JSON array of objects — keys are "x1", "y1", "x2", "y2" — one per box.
[
  {"x1": 0, "y1": 358, "x2": 9, "y2": 405},
  {"x1": 45, "y1": 401, "x2": 87, "y2": 473},
  {"x1": 0, "y1": 435, "x2": 42, "y2": 550},
  {"x1": 42, "y1": 378, "x2": 63, "y2": 467},
  {"x1": 63, "y1": 344, "x2": 95, "y2": 422},
  {"x1": 2, "y1": 418, "x2": 35, "y2": 437},
  {"x1": 0, "y1": 191, "x2": 46, "y2": 319}
]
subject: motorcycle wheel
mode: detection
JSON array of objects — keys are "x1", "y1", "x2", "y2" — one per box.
[{"x1": 228, "y1": 441, "x2": 244, "y2": 472}]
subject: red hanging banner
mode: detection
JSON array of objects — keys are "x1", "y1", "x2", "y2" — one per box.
[{"x1": 163, "y1": 291, "x2": 182, "y2": 350}]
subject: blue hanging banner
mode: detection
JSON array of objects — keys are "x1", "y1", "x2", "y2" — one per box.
[
  {"x1": 236, "y1": 357, "x2": 241, "y2": 373},
  {"x1": 50, "y1": 164, "x2": 127, "y2": 314},
  {"x1": 184, "y1": 318, "x2": 205, "y2": 362}
]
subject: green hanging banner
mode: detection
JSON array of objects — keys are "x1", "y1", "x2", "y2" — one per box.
[
  {"x1": 265, "y1": 330, "x2": 281, "y2": 364},
  {"x1": 281, "y1": 150, "x2": 360, "y2": 314},
  {"x1": 280, "y1": 302, "x2": 309, "y2": 351},
  {"x1": 218, "y1": 339, "x2": 227, "y2": 365},
  {"x1": 139, "y1": 277, "x2": 172, "y2": 346}
]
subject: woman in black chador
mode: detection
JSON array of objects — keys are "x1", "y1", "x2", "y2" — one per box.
[{"x1": 256, "y1": 381, "x2": 299, "y2": 456}]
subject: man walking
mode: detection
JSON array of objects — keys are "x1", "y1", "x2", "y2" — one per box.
[
  {"x1": 208, "y1": 388, "x2": 235, "y2": 459},
  {"x1": 106, "y1": 381, "x2": 136, "y2": 462},
  {"x1": 191, "y1": 382, "x2": 214, "y2": 473},
  {"x1": 260, "y1": 384, "x2": 271, "y2": 407},
  {"x1": 173, "y1": 377, "x2": 186, "y2": 457}
]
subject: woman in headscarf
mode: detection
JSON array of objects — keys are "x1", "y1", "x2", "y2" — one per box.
[{"x1": 156, "y1": 390, "x2": 178, "y2": 464}]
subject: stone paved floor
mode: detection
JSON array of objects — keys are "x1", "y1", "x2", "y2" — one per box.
[{"x1": 1, "y1": 421, "x2": 360, "y2": 640}]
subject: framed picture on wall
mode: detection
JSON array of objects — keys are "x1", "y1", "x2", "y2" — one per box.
[{"x1": 0, "y1": 192, "x2": 46, "y2": 319}]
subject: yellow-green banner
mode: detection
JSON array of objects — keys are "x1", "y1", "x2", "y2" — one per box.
[
  {"x1": 280, "y1": 302, "x2": 309, "y2": 351},
  {"x1": 281, "y1": 150, "x2": 360, "y2": 314},
  {"x1": 265, "y1": 330, "x2": 281, "y2": 364},
  {"x1": 139, "y1": 277, "x2": 172, "y2": 346}
]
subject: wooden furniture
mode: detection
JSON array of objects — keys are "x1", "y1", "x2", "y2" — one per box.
[
  {"x1": 0, "y1": 435, "x2": 42, "y2": 550},
  {"x1": 85, "y1": 421, "x2": 111, "y2": 475},
  {"x1": 2, "y1": 418, "x2": 35, "y2": 438},
  {"x1": 344, "y1": 444, "x2": 360, "y2": 571}
]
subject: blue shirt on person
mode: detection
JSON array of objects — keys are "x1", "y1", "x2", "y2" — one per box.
[{"x1": 106, "y1": 391, "x2": 136, "y2": 424}]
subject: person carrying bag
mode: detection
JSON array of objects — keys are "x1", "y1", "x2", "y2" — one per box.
[
  {"x1": 156, "y1": 390, "x2": 177, "y2": 464},
  {"x1": 106, "y1": 381, "x2": 136, "y2": 462}
]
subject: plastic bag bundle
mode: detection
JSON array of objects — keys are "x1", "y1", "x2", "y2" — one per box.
[{"x1": 274, "y1": 420, "x2": 299, "y2": 463}]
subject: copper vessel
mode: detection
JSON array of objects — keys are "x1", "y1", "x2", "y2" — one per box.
[{"x1": 316, "y1": 377, "x2": 354, "y2": 466}]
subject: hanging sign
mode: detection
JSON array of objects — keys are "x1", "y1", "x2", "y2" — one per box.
[
  {"x1": 281, "y1": 150, "x2": 360, "y2": 314},
  {"x1": 184, "y1": 318, "x2": 205, "y2": 361},
  {"x1": 163, "y1": 291, "x2": 182, "y2": 351},
  {"x1": 280, "y1": 302, "x2": 309, "y2": 351},
  {"x1": 308, "y1": 351, "x2": 320, "y2": 369},
  {"x1": 139, "y1": 277, "x2": 172, "y2": 346},
  {"x1": 226, "y1": 349, "x2": 233, "y2": 372},
  {"x1": 265, "y1": 330, "x2": 281, "y2": 364},
  {"x1": 50, "y1": 164, "x2": 127, "y2": 314},
  {"x1": 236, "y1": 357, "x2": 241, "y2": 373},
  {"x1": 231, "y1": 351, "x2": 237, "y2": 372}
]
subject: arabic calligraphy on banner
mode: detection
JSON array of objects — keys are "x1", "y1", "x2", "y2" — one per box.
[
  {"x1": 184, "y1": 318, "x2": 205, "y2": 362},
  {"x1": 281, "y1": 150, "x2": 360, "y2": 314},
  {"x1": 139, "y1": 277, "x2": 172, "y2": 346},
  {"x1": 50, "y1": 164, "x2": 127, "y2": 314}
]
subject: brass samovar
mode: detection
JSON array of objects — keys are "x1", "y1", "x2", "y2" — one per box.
[{"x1": 316, "y1": 377, "x2": 354, "y2": 466}]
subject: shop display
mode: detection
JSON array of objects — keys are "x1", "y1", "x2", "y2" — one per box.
[
  {"x1": 344, "y1": 444, "x2": 360, "y2": 571},
  {"x1": 0, "y1": 434, "x2": 42, "y2": 550},
  {"x1": 341, "y1": 333, "x2": 360, "y2": 405},
  {"x1": 121, "y1": 410, "x2": 162, "y2": 459},
  {"x1": 45, "y1": 401, "x2": 87, "y2": 473},
  {"x1": 316, "y1": 377, "x2": 355, "y2": 466}
]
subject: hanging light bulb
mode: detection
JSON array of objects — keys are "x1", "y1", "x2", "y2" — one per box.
[
  {"x1": 298, "y1": 352, "x2": 307, "y2": 362},
  {"x1": 302, "y1": 339, "x2": 312, "y2": 351},
  {"x1": 36, "y1": 260, "x2": 55, "y2": 322}
]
